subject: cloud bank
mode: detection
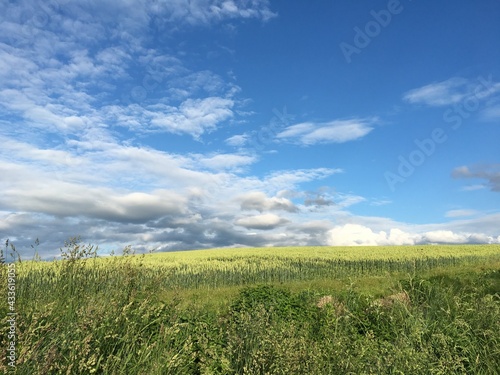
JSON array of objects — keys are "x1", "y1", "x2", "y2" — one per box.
[{"x1": 327, "y1": 224, "x2": 500, "y2": 246}]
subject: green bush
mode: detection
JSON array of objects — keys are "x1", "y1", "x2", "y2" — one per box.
[{"x1": 230, "y1": 284, "x2": 315, "y2": 322}]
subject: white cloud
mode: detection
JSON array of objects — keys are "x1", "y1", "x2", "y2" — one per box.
[
  {"x1": 403, "y1": 77, "x2": 469, "y2": 106},
  {"x1": 326, "y1": 224, "x2": 418, "y2": 246},
  {"x1": 2, "y1": 146, "x2": 499, "y2": 256},
  {"x1": 420, "y1": 230, "x2": 467, "y2": 244},
  {"x1": 148, "y1": 97, "x2": 234, "y2": 137},
  {"x1": 225, "y1": 134, "x2": 249, "y2": 147},
  {"x1": 235, "y1": 213, "x2": 288, "y2": 230},
  {"x1": 336, "y1": 194, "x2": 366, "y2": 208},
  {"x1": 276, "y1": 118, "x2": 375, "y2": 146},
  {"x1": 326, "y1": 223, "x2": 500, "y2": 246},
  {"x1": 277, "y1": 122, "x2": 313, "y2": 139},
  {"x1": 403, "y1": 76, "x2": 500, "y2": 107},
  {"x1": 262, "y1": 168, "x2": 341, "y2": 193},
  {"x1": 0, "y1": 131, "x2": 347, "y2": 256}
]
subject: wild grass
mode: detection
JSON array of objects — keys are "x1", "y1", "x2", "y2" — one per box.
[{"x1": 1, "y1": 240, "x2": 499, "y2": 374}]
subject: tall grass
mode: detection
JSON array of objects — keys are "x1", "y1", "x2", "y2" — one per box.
[{"x1": 1, "y1": 240, "x2": 499, "y2": 374}]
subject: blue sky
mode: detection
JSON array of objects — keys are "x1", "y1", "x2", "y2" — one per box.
[{"x1": 1, "y1": 0, "x2": 499, "y2": 258}]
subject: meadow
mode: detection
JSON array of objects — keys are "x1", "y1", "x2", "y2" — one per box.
[{"x1": 1, "y1": 240, "x2": 499, "y2": 374}]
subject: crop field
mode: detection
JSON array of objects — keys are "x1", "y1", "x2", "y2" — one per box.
[
  {"x1": 2, "y1": 243, "x2": 500, "y2": 374},
  {"x1": 15, "y1": 244, "x2": 500, "y2": 291}
]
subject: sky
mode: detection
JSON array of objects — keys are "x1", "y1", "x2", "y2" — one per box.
[{"x1": 1, "y1": 0, "x2": 499, "y2": 259}]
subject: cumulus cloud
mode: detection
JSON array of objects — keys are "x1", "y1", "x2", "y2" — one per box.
[
  {"x1": 327, "y1": 224, "x2": 417, "y2": 246},
  {"x1": 277, "y1": 118, "x2": 375, "y2": 146},
  {"x1": 326, "y1": 224, "x2": 499, "y2": 246},
  {"x1": 0, "y1": 130, "x2": 347, "y2": 257},
  {"x1": 0, "y1": 181, "x2": 188, "y2": 224},
  {"x1": 420, "y1": 230, "x2": 467, "y2": 244}
]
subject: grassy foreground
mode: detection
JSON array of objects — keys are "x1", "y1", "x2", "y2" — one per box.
[{"x1": 1, "y1": 242, "x2": 500, "y2": 374}]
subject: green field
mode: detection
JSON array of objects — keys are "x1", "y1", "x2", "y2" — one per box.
[{"x1": 2, "y1": 242, "x2": 500, "y2": 374}]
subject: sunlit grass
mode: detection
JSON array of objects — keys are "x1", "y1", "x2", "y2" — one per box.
[{"x1": 2, "y1": 242, "x2": 499, "y2": 374}]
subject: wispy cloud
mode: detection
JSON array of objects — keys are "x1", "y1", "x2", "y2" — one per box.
[
  {"x1": 276, "y1": 118, "x2": 375, "y2": 146},
  {"x1": 369, "y1": 198, "x2": 392, "y2": 207},
  {"x1": 192, "y1": 153, "x2": 256, "y2": 172},
  {"x1": 403, "y1": 77, "x2": 470, "y2": 106},
  {"x1": 403, "y1": 76, "x2": 500, "y2": 107},
  {"x1": 460, "y1": 184, "x2": 486, "y2": 192},
  {"x1": 444, "y1": 209, "x2": 479, "y2": 218},
  {"x1": 225, "y1": 134, "x2": 249, "y2": 147},
  {"x1": 480, "y1": 100, "x2": 500, "y2": 121}
]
